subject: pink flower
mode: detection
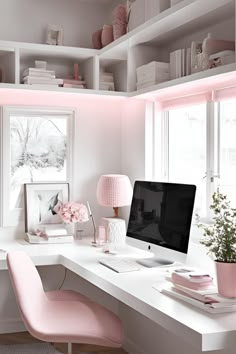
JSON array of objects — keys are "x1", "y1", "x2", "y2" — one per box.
[{"x1": 57, "y1": 202, "x2": 89, "y2": 224}]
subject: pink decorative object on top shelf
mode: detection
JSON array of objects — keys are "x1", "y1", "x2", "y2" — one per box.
[
  {"x1": 113, "y1": 4, "x2": 127, "y2": 40},
  {"x1": 57, "y1": 202, "x2": 89, "y2": 224},
  {"x1": 101, "y1": 24, "x2": 114, "y2": 47},
  {"x1": 92, "y1": 28, "x2": 103, "y2": 49}
]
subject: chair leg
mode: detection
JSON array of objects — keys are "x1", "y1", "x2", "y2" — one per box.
[
  {"x1": 68, "y1": 342, "x2": 72, "y2": 354},
  {"x1": 68, "y1": 342, "x2": 87, "y2": 354}
]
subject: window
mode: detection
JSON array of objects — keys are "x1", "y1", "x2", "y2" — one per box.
[
  {"x1": 153, "y1": 98, "x2": 236, "y2": 221},
  {"x1": 0, "y1": 106, "x2": 74, "y2": 227},
  {"x1": 154, "y1": 104, "x2": 207, "y2": 220},
  {"x1": 217, "y1": 100, "x2": 236, "y2": 206}
]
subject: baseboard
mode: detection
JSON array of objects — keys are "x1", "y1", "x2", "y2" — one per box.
[
  {"x1": 0, "y1": 318, "x2": 26, "y2": 333},
  {"x1": 124, "y1": 337, "x2": 147, "y2": 354}
]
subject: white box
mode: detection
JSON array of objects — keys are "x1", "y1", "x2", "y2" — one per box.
[
  {"x1": 34, "y1": 60, "x2": 47, "y2": 69},
  {"x1": 145, "y1": 0, "x2": 170, "y2": 21},
  {"x1": 136, "y1": 61, "x2": 170, "y2": 75},
  {"x1": 137, "y1": 71, "x2": 170, "y2": 83}
]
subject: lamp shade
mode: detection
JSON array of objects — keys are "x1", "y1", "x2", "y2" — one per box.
[{"x1": 96, "y1": 174, "x2": 133, "y2": 208}]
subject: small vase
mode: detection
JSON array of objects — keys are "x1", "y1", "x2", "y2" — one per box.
[
  {"x1": 101, "y1": 24, "x2": 114, "y2": 47},
  {"x1": 113, "y1": 22, "x2": 127, "y2": 40},
  {"x1": 215, "y1": 261, "x2": 236, "y2": 298},
  {"x1": 92, "y1": 28, "x2": 103, "y2": 49}
]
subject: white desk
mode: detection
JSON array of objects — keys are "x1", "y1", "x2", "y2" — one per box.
[{"x1": 0, "y1": 238, "x2": 235, "y2": 352}]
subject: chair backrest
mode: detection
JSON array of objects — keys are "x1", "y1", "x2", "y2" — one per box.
[{"x1": 7, "y1": 251, "x2": 47, "y2": 330}]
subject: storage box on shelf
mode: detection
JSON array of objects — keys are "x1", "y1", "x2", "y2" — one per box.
[
  {"x1": 209, "y1": 50, "x2": 235, "y2": 68},
  {"x1": 136, "y1": 61, "x2": 170, "y2": 90}
]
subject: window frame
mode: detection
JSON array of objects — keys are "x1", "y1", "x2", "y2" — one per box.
[{"x1": 152, "y1": 100, "x2": 221, "y2": 221}]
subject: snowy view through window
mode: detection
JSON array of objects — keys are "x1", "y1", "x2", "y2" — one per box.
[{"x1": 10, "y1": 116, "x2": 67, "y2": 210}]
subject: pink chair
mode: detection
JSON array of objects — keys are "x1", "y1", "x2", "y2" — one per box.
[{"x1": 7, "y1": 251, "x2": 123, "y2": 354}]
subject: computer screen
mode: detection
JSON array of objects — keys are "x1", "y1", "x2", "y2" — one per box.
[{"x1": 126, "y1": 181, "x2": 196, "y2": 267}]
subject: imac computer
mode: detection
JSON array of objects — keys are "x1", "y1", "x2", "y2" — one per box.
[{"x1": 126, "y1": 181, "x2": 196, "y2": 267}]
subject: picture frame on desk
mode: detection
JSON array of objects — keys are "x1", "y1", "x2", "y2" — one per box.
[{"x1": 24, "y1": 182, "x2": 69, "y2": 234}]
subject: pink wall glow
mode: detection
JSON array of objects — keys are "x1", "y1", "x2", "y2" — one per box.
[{"x1": 0, "y1": 88, "x2": 126, "y2": 108}]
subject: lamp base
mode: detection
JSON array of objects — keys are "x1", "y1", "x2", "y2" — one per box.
[{"x1": 102, "y1": 217, "x2": 126, "y2": 247}]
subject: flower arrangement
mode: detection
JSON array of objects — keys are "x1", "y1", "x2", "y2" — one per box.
[
  {"x1": 199, "y1": 189, "x2": 236, "y2": 263},
  {"x1": 57, "y1": 202, "x2": 89, "y2": 224}
]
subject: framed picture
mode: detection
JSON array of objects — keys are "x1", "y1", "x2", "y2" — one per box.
[
  {"x1": 46, "y1": 24, "x2": 63, "y2": 45},
  {"x1": 24, "y1": 183, "x2": 69, "y2": 234},
  {"x1": 0, "y1": 106, "x2": 74, "y2": 227}
]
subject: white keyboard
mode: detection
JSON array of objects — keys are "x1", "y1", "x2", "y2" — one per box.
[{"x1": 99, "y1": 258, "x2": 141, "y2": 273}]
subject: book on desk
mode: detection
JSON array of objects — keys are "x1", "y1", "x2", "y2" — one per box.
[
  {"x1": 153, "y1": 268, "x2": 236, "y2": 314},
  {"x1": 25, "y1": 232, "x2": 74, "y2": 244}
]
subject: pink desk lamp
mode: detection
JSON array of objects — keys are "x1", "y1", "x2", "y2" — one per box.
[{"x1": 96, "y1": 174, "x2": 133, "y2": 246}]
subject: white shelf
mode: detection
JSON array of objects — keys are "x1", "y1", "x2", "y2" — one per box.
[
  {"x1": 131, "y1": 63, "x2": 236, "y2": 100},
  {"x1": 99, "y1": 0, "x2": 234, "y2": 58},
  {"x1": 0, "y1": 40, "x2": 98, "y2": 60},
  {"x1": 0, "y1": 0, "x2": 234, "y2": 99},
  {"x1": 0, "y1": 83, "x2": 128, "y2": 98}
]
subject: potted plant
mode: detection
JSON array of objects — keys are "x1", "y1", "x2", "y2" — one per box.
[{"x1": 199, "y1": 189, "x2": 236, "y2": 298}]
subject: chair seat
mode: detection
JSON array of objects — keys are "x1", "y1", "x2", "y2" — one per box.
[
  {"x1": 46, "y1": 289, "x2": 94, "y2": 303},
  {"x1": 29, "y1": 290, "x2": 123, "y2": 348},
  {"x1": 7, "y1": 251, "x2": 123, "y2": 350}
]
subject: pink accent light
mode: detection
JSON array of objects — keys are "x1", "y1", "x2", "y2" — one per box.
[{"x1": 96, "y1": 174, "x2": 132, "y2": 208}]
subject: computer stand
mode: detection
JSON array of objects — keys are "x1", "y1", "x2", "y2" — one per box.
[{"x1": 137, "y1": 257, "x2": 175, "y2": 268}]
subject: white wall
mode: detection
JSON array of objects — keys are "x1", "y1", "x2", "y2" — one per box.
[
  {"x1": 0, "y1": 0, "x2": 112, "y2": 48},
  {"x1": 121, "y1": 98, "x2": 146, "y2": 184},
  {"x1": 0, "y1": 89, "x2": 123, "y2": 239}
]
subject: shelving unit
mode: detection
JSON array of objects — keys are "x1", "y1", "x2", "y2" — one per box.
[
  {"x1": 132, "y1": 62, "x2": 236, "y2": 100},
  {"x1": 0, "y1": 0, "x2": 235, "y2": 99}
]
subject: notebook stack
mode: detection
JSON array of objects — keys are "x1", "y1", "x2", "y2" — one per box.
[
  {"x1": 154, "y1": 268, "x2": 236, "y2": 313},
  {"x1": 99, "y1": 72, "x2": 115, "y2": 91},
  {"x1": 136, "y1": 61, "x2": 170, "y2": 90},
  {"x1": 26, "y1": 227, "x2": 74, "y2": 244},
  {"x1": 62, "y1": 78, "x2": 86, "y2": 89},
  {"x1": 23, "y1": 67, "x2": 63, "y2": 86}
]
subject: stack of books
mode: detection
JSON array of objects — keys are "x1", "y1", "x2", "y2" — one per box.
[
  {"x1": 25, "y1": 227, "x2": 74, "y2": 244},
  {"x1": 153, "y1": 268, "x2": 236, "y2": 313},
  {"x1": 170, "y1": 48, "x2": 191, "y2": 79},
  {"x1": 136, "y1": 61, "x2": 170, "y2": 90},
  {"x1": 23, "y1": 67, "x2": 63, "y2": 86},
  {"x1": 99, "y1": 72, "x2": 115, "y2": 91},
  {"x1": 62, "y1": 78, "x2": 86, "y2": 89}
]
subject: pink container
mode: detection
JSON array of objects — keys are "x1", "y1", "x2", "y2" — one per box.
[
  {"x1": 101, "y1": 25, "x2": 114, "y2": 47},
  {"x1": 113, "y1": 22, "x2": 127, "y2": 40},
  {"x1": 215, "y1": 261, "x2": 236, "y2": 298},
  {"x1": 92, "y1": 28, "x2": 103, "y2": 49}
]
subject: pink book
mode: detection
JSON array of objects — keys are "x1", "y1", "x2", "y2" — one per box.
[{"x1": 171, "y1": 271, "x2": 213, "y2": 290}]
